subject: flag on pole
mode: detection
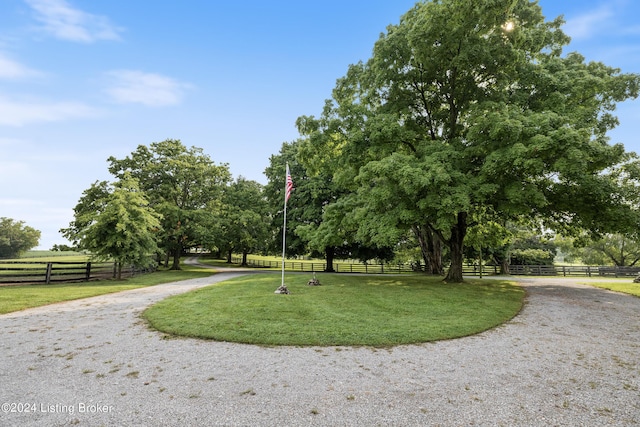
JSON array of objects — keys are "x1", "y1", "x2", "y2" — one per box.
[
  {"x1": 275, "y1": 163, "x2": 293, "y2": 294},
  {"x1": 285, "y1": 164, "x2": 293, "y2": 203}
]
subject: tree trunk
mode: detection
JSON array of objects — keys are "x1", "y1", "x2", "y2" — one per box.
[
  {"x1": 226, "y1": 248, "x2": 233, "y2": 263},
  {"x1": 242, "y1": 251, "x2": 248, "y2": 266},
  {"x1": 445, "y1": 213, "x2": 467, "y2": 283},
  {"x1": 413, "y1": 225, "x2": 431, "y2": 273},
  {"x1": 170, "y1": 248, "x2": 181, "y2": 270},
  {"x1": 428, "y1": 230, "x2": 444, "y2": 275},
  {"x1": 500, "y1": 257, "x2": 510, "y2": 275},
  {"x1": 413, "y1": 225, "x2": 444, "y2": 275},
  {"x1": 116, "y1": 262, "x2": 123, "y2": 280},
  {"x1": 325, "y1": 246, "x2": 335, "y2": 272}
]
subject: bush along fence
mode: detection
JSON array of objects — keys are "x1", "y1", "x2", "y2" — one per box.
[
  {"x1": 0, "y1": 261, "x2": 154, "y2": 285},
  {"x1": 230, "y1": 257, "x2": 640, "y2": 278}
]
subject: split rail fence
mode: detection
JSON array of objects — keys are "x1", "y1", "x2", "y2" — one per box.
[
  {"x1": 0, "y1": 261, "x2": 150, "y2": 285},
  {"x1": 231, "y1": 257, "x2": 640, "y2": 277}
]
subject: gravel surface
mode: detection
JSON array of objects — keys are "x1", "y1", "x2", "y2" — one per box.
[{"x1": 0, "y1": 265, "x2": 639, "y2": 426}]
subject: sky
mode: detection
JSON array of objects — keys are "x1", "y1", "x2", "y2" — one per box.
[{"x1": 1, "y1": 0, "x2": 639, "y2": 250}]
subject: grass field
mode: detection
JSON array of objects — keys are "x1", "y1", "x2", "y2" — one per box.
[
  {"x1": 143, "y1": 273, "x2": 525, "y2": 347},
  {"x1": 10, "y1": 251, "x2": 89, "y2": 261},
  {"x1": 0, "y1": 264, "x2": 215, "y2": 314}
]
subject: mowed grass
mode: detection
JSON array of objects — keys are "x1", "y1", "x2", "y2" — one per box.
[
  {"x1": 0, "y1": 265, "x2": 215, "y2": 314},
  {"x1": 143, "y1": 274, "x2": 525, "y2": 347},
  {"x1": 585, "y1": 281, "x2": 640, "y2": 297}
]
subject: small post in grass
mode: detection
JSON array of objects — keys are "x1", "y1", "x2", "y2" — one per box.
[{"x1": 275, "y1": 163, "x2": 293, "y2": 295}]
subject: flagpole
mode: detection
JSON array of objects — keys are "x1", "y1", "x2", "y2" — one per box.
[
  {"x1": 281, "y1": 182, "x2": 287, "y2": 288},
  {"x1": 275, "y1": 163, "x2": 291, "y2": 294}
]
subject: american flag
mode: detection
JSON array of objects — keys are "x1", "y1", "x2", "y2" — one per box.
[{"x1": 285, "y1": 163, "x2": 293, "y2": 202}]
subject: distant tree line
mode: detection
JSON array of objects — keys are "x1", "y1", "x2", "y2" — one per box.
[{"x1": 0, "y1": 217, "x2": 41, "y2": 259}]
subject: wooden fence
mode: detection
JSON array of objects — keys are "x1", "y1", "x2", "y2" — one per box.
[
  {"x1": 0, "y1": 261, "x2": 152, "y2": 285},
  {"x1": 507, "y1": 264, "x2": 640, "y2": 277},
  {"x1": 230, "y1": 258, "x2": 640, "y2": 277}
]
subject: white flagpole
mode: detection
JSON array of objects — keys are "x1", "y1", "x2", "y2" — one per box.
[{"x1": 276, "y1": 163, "x2": 291, "y2": 294}]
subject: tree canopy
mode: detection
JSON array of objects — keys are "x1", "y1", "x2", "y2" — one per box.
[
  {"x1": 0, "y1": 217, "x2": 41, "y2": 259},
  {"x1": 107, "y1": 139, "x2": 231, "y2": 269},
  {"x1": 62, "y1": 174, "x2": 161, "y2": 278},
  {"x1": 217, "y1": 177, "x2": 269, "y2": 264},
  {"x1": 296, "y1": 0, "x2": 640, "y2": 281},
  {"x1": 265, "y1": 141, "x2": 394, "y2": 271}
]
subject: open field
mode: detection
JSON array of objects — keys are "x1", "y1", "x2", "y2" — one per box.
[{"x1": 8, "y1": 250, "x2": 89, "y2": 261}]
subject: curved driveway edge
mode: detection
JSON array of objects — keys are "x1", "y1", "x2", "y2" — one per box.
[{"x1": 0, "y1": 270, "x2": 638, "y2": 426}]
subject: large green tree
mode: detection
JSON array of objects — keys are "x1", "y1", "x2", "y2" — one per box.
[
  {"x1": 107, "y1": 139, "x2": 231, "y2": 269},
  {"x1": 559, "y1": 233, "x2": 640, "y2": 267},
  {"x1": 0, "y1": 217, "x2": 40, "y2": 258},
  {"x1": 265, "y1": 141, "x2": 387, "y2": 272},
  {"x1": 217, "y1": 177, "x2": 269, "y2": 265},
  {"x1": 298, "y1": 0, "x2": 640, "y2": 281},
  {"x1": 264, "y1": 141, "x2": 309, "y2": 258},
  {"x1": 62, "y1": 175, "x2": 161, "y2": 278}
]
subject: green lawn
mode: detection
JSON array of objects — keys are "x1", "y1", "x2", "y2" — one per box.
[
  {"x1": 0, "y1": 265, "x2": 215, "y2": 314},
  {"x1": 585, "y1": 281, "x2": 640, "y2": 297},
  {"x1": 143, "y1": 274, "x2": 525, "y2": 347}
]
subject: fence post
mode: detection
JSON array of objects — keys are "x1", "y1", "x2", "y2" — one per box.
[
  {"x1": 587, "y1": 266, "x2": 591, "y2": 277},
  {"x1": 45, "y1": 262, "x2": 53, "y2": 284},
  {"x1": 85, "y1": 262, "x2": 92, "y2": 281},
  {"x1": 562, "y1": 266, "x2": 566, "y2": 277}
]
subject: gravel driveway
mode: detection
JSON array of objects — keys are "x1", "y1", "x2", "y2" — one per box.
[{"x1": 0, "y1": 267, "x2": 638, "y2": 426}]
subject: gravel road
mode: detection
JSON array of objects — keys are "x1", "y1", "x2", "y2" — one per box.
[{"x1": 0, "y1": 265, "x2": 638, "y2": 426}]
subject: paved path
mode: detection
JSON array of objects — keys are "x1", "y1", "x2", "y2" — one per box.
[{"x1": 0, "y1": 266, "x2": 638, "y2": 426}]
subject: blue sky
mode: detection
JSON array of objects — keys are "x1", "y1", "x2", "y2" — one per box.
[{"x1": 1, "y1": 0, "x2": 639, "y2": 250}]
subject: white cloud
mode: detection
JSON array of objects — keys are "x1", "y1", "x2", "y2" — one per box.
[
  {"x1": 0, "y1": 53, "x2": 42, "y2": 79},
  {"x1": 0, "y1": 96, "x2": 99, "y2": 126},
  {"x1": 25, "y1": 0, "x2": 123, "y2": 43},
  {"x1": 563, "y1": 5, "x2": 614, "y2": 40},
  {"x1": 104, "y1": 70, "x2": 192, "y2": 107}
]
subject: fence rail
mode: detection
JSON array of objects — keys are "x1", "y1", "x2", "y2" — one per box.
[
  {"x1": 507, "y1": 264, "x2": 640, "y2": 277},
  {"x1": 230, "y1": 258, "x2": 640, "y2": 277},
  {"x1": 0, "y1": 261, "x2": 152, "y2": 285}
]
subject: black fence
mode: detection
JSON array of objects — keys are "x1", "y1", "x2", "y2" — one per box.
[
  {"x1": 507, "y1": 264, "x2": 640, "y2": 277},
  {"x1": 0, "y1": 261, "x2": 152, "y2": 285},
  {"x1": 230, "y1": 258, "x2": 640, "y2": 277}
]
